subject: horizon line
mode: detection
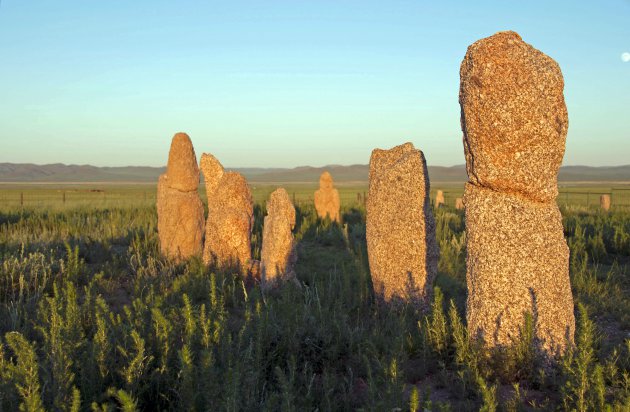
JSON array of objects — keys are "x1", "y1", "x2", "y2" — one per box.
[{"x1": 3, "y1": 161, "x2": 630, "y2": 169}]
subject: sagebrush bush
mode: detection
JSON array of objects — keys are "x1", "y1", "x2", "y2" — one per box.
[{"x1": 0, "y1": 201, "x2": 629, "y2": 410}]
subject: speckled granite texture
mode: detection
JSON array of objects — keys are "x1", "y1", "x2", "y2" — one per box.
[
  {"x1": 464, "y1": 184, "x2": 574, "y2": 354},
  {"x1": 366, "y1": 142, "x2": 438, "y2": 307},
  {"x1": 460, "y1": 31, "x2": 575, "y2": 357},
  {"x1": 200, "y1": 153, "x2": 254, "y2": 272},
  {"x1": 460, "y1": 31, "x2": 568, "y2": 203},
  {"x1": 261, "y1": 188, "x2": 297, "y2": 288}
]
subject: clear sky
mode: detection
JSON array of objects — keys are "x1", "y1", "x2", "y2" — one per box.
[{"x1": 0, "y1": 1, "x2": 628, "y2": 168}]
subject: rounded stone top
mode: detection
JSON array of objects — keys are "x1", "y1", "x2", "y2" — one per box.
[
  {"x1": 319, "y1": 171, "x2": 334, "y2": 190},
  {"x1": 267, "y1": 188, "x2": 296, "y2": 228},
  {"x1": 213, "y1": 172, "x2": 253, "y2": 213},
  {"x1": 459, "y1": 31, "x2": 568, "y2": 202},
  {"x1": 165, "y1": 132, "x2": 200, "y2": 192}
]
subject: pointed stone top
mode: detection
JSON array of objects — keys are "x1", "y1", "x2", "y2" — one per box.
[
  {"x1": 166, "y1": 132, "x2": 200, "y2": 192},
  {"x1": 200, "y1": 153, "x2": 225, "y2": 196}
]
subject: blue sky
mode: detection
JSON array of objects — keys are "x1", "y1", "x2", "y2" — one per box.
[{"x1": 0, "y1": 1, "x2": 628, "y2": 167}]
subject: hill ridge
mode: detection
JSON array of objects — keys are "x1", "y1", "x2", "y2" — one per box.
[{"x1": 1, "y1": 162, "x2": 630, "y2": 183}]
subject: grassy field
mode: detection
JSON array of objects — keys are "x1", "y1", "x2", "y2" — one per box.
[
  {"x1": 1, "y1": 182, "x2": 630, "y2": 210},
  {"x1": 0, "y1": 183, "x2": 629, "y2": 410}
]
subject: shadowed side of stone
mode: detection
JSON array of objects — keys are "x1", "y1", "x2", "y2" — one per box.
[
  {"x1": 261, "y1": 188, "x2": 297, "y2": 289},
  {"x1": 314, "y1": 171, "x2": 341, "y2": 222},
  {"x1": 366, "y1": 142, "x2": 438, "y2": 308},
  {"x1": 460, "y1": 31, "x2": 575, "y2": 357},
  {"x1": 157, "y1": 133, "x2": 205, "y2": 261}
]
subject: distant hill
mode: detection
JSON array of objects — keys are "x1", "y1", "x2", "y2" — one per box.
[
  {"x1": 0, "y1": 163, "x2": 166, "y2": 182},
  {"x1": 1, "y1": 162, "x2": 629, "y2": 183},
  {"x1": 558, "y1": 166, "x2": 630, "y2": 182}
]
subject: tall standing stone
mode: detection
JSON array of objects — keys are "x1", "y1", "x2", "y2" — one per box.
[
  {"x1": 460, "y1": 31, "x2": 575, "y2": 357},
  {"x1": 261, "y1": 188, "x2": 297, "y2": 288},
  {"x1": 200, "y1": 153, "x2": 254, "y2": 271},
  {"x1": 366, "y1": 142, "x2": 439, "y2": 307},
  {"x1": 314, "y1": 171, "x2": 341, "y2": 222},
  {"x1": 600, "y1": 194, "x2": 611, "y2": 211},
  {"x1": 157, "y1": 133, "x2": 205, "y2": 261}
]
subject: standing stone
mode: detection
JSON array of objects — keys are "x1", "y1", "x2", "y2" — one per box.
[
  {"x1": 600, "y1": 194, "x2": 611, "y2": 211},
  {"x1": 314, "y1": 171, "x2": 341, "y2": 222},
  {"x1": 261, "y1": 188, "x2": 297, "y2": 288},
  {"x1": 435, "y1": 190, "x2": 445, "y2": 208},
  {"x1": 157, "y1": 133, "x2": 205, "y2": 261},
  {"x1": 366, "y1": 142, "x2": 439, "y2": 307},
  {"x1": 455, "y1": 197, "x2": 465, "y2": 210},
  {"x1": 460, "y1": 31, "x2": 575, "y2": 357},
  {"x1": 200, "y1": 153, "x2": 254, "y2": 271}
]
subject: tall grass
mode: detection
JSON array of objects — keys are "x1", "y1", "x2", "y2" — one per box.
[{"x1": 0, "y1": 200, "x2": 628, "y2": 410}]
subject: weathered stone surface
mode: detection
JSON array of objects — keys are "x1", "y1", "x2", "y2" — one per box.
[
  {"x1": 200, "y1": 153, "x2": 224, "y2": 196},
  {"x1": 157, "y1": 176, "x2": 205, "y2": 260},
  {"x1": 460, "y1": 31, "x2": 575, "y2": 357},
  {"x1": 157, "y1": 133, "x2": 205, "y2": 261},
  {"x1": 314, "y1": 171, "x2": 341, "y2": 222},
  {"x1": 464, "y1": 184, "x2": 574, "y2": 353},
  {"x1": 455, "y1": 197, "x2": 464, "y2": 210},
  {"x1": 600, "y1": 194, "x2": 611, "y2": 211},
  {"x1": 261, "y1": 188, "x2": 297, "y2": 287},
  {"x1": 459, "y1": 31, "x2": 568, "y2": 203},
  {"x1": 200, "y1": 153, "x2": 254, "y2": 271},
  {"x1": 166, "y1": 132, "x2": 201, "y2": 192},
  {"x1": 366, "y1": 142, "x2": 439, "y2": 306},
  {"x1": 435, "y1": 190, "x2": 445, "y2": 208}
]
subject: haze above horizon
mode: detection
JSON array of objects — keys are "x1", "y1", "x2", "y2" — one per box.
[{"x1": 0, "y1": 1, "x2": 628, "y2": 168}]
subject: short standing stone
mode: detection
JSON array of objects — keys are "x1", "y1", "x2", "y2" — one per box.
[
  {"x1": 435, "y1": 190, "x2": 445, "y2": 208},
  {"x1": 157, "y1": 133, "x2": 205, "y2": 261},
  {"x1": 460, "y1": 31, "x2": 575, "y2": 357},
  {"x1": 366, "y1": 142, "x2": 439, "y2": 307},
  {"x1": 261, "y1": 188, "x2": 297, "y2": 288},
  {"x1": 600, "y1": 194, "x2": 611, "y2": 211},
  {"x1": 200, "y1": 153, "x2": 254, "y2": 271},
  {"x1": 455, "y1": 197, "x2": 464, "y2": 210},
  {"x1": 314, "y1": 171, "x2": 341, "y2": 222}
]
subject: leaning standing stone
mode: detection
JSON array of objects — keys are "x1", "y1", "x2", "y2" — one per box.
[
  {"x1": 157, "y1": 133, "x2": 205, "y2": 261},
  {"x1": 314, "y1": 171, "x2": 341, "y2": 222},
  {"x1": 200, "y1": 153, "x2": 254, "y2": 272},
  {"x1": 261, "y1": 188, "x2": 297, "y2": 288},
  {"x1": 366, "y1": 142, "x2": 439, "y2": 307},
  {"x1": 460, "y1": 31, "x2": 575, "y2": 357}
]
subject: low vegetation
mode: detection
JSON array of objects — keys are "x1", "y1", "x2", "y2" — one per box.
[{"x1": 0, "y1": 194, "x2": 628, "y2": 411}]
